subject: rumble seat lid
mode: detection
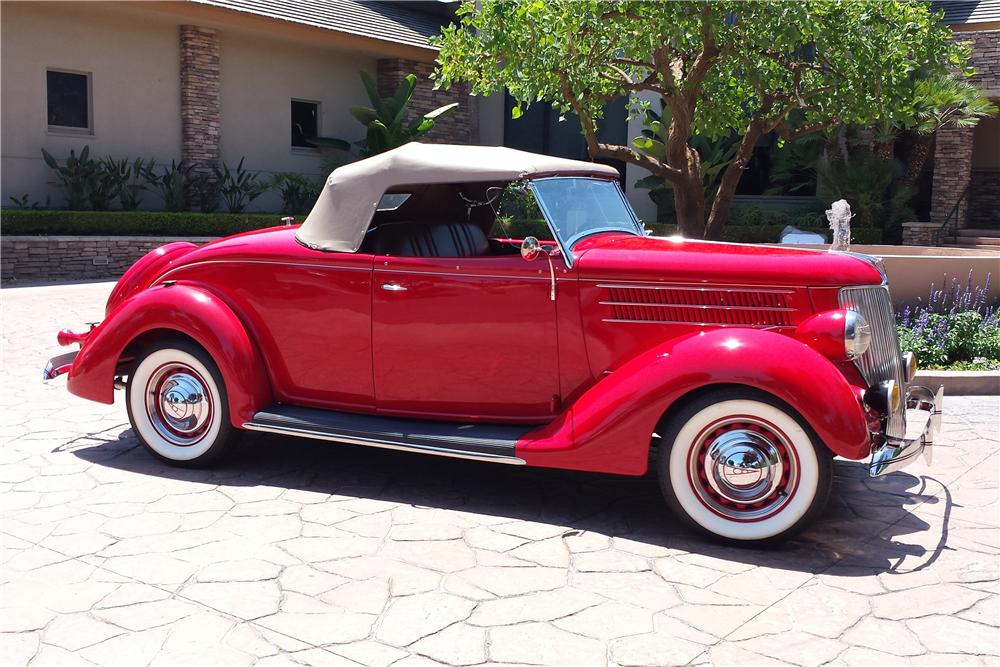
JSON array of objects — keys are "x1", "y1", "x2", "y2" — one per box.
[{"x1": 297, "y1": 142, "x2": 619, "y2": 253}]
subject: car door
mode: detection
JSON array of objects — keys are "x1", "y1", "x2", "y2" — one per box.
[{"x1": 372, "y1": 251, "x2": 562, "y2": 422}]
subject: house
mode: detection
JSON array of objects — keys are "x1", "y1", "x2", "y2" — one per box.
[
  {"x1": 1, "y1": 0, "x2": 995, "y2": 232},
  {"x1": 919, "y1": 0, "x2": 1000, "y2": 247},
  {"x1": 1, "y1": 0, "x2": 662, "y2": 218},
  {"x1": 0, "y1": 0, "x2": 477, "y2": 213}
]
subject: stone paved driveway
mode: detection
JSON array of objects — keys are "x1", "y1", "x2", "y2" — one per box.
[{"x1": 1, "y1": 281, "x2": 998, "y2": 667}]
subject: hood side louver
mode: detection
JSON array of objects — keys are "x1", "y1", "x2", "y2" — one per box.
[{"x1": 600, "y1": 284, "x2": 795, "y2": 328}]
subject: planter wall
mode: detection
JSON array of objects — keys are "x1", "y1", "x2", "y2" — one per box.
[
  {"x1": 1, "y1": 235, "x2": 216, "y2": 284},
  {"x1": 914, "y1": 370, "x2": 1000, "y2": 396}
]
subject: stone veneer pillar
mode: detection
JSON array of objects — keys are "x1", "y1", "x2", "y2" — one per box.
[
  {"x1": 376, "y1": 58, "x2": 477, "y2": 145},
  {"x1": 180, "y1": 25, "x2": 221, "y2": 172},
  {"x1": 929, "y1": 124, "x2": 974, "y2": 234}
]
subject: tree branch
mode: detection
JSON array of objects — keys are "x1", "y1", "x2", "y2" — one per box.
[{"x1": 558, "y1": 76, "x2": 682, "y2": 181}]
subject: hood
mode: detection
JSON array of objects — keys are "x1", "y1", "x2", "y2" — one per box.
[{"x1": 572, "y1": 234, "x2": 884, "y2": 287}]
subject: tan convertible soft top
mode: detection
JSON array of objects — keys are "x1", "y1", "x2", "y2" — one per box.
[{"x1": 296, "y1": 142, "x2": 620, "y2": 252}]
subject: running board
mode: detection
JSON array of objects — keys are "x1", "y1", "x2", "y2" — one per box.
[{"x1": 243, "y1": 405, "x2": 529, "y2": 464}]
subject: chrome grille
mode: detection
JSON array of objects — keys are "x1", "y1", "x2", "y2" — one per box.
[{"x1": 839, "y1": 285, "x2": 905, "y2": 439}]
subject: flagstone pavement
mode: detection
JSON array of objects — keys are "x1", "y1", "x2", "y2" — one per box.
[{"x1": 1, "y1": 281, "x2": 998, "y2": 667}]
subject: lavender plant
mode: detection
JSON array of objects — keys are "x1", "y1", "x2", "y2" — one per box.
[{"x1": 897, "y1": 271, "x2": 999, "y2": 370}]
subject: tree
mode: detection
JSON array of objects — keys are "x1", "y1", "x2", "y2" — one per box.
[{"x1": 434, "y1": 0, "x2": 969, "y2": 238}]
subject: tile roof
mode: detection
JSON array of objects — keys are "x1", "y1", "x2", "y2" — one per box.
[
  {"x1": 191, "y1": 0, "x2": 450, "y2": 50},
  {"x1": 931, "y1": 0, "x2": 1000, "y2": 25}
]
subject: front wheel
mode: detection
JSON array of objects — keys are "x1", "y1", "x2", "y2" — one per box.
[
  {"x1": 657, "y1": 388, "x2": 832, "y2": 544},
  {"x1": 126, "y1": 339, "x2": 239, "y2": 467}
]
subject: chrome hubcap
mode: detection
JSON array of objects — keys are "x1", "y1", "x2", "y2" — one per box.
[
  {"x1": 691, "y1": 418, "x2": 796, "y2": 521},
  {"x1": 146, "y1": 365, "x2": 212, "y2": 446},
  {"x1": 705, "y1": 430, "x2": 784, "y2": 504}
]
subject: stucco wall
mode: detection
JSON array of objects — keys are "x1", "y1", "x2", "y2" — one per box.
[
  {"x1": 218, "y1": 29, "x2": 376, "y2": 210},
  {"x1": 0, "y1": 2, "x2": 182, "y2": 207}
]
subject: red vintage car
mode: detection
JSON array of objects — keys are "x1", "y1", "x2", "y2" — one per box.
[{"x1": 45, "y1": 143, "x2": 942, "y2": 543}]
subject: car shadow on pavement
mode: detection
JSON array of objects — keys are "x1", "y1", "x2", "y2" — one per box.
[{"x1": 67, "y1": 427, "x2": 952, "y2": 579}]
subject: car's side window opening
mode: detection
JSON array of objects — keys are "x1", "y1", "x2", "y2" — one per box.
[
  {"x1": 361, "y1": 181, "x2": 548, "y2": 258},
  {"x1": 488, "y1": 184, "x2": 553, "y2": 241}
]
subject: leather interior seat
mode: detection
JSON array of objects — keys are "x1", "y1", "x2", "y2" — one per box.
[{"x1": 374, "y1": 222, "x2": 490, "y2": 257}]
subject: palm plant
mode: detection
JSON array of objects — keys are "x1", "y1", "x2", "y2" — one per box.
[
  {"x1": 104, "y1": 157, "x2": 158, "y2": 210},
  {"x1": 900, "y1": 73, "x2": 996, "y2": 188},
  {"x1": 41, "y1": 146, "x2": 99, "y2": 210},
  {"x1": 153, "y1": 160, "x2": 194, "y2": 212},
  {"x1": 310, "y1": 71, "x2": 459, "y2": 169},
  {"x1": 213, "y1": 158, "x2": 268, "y2": 213}
]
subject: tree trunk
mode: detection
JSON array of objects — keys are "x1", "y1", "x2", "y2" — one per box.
[
  {"x1": 875, "y1": 140, "x2": 894, "y2": 160},
  {"x1": 901, "y1": 134, "x2": 934, "y2": 189},
  {"x1": 704, "y1": 125, "x2": 762, "y2": 240},
  {"x1": 672, "y1": 179, "x2": 706, "y2": 237}
]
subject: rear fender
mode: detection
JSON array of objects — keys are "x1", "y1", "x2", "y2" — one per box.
[
  {"x1": 68, "y1": 282, "x2": 271, "y2": 426},
  {"x1": 518, "y1": 328, "x2": 870, "y2": 475},
  {"x1": 105, "y1": 242, "x2": 198, "y2": 316}
]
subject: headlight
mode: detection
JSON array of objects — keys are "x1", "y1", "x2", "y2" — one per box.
[
  {"x1": 844, "y1": 310, "x2": 871, "y2": 360},
  {"x1": 865, "y1": 379, "x2": 901, "y2": 414},
  {"x1": 902, "y1": 351, "x2": 917, "y2": 383}
]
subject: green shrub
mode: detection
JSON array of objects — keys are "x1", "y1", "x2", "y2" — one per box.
[
  {"x1": 0, "y1": 210, "x2": 287, "y2": 237},
  {"x1": 897, "y1": 272, "x2": 999, "y2": 370}
]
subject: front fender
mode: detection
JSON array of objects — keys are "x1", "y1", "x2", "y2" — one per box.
[
  {"x1": 68, "y1": 282, "x2": 272, "y2": 426},
  {"x1": 518, "y1": 328, "x2": 870, "y2": 475}
]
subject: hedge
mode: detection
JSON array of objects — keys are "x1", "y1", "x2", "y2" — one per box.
[
  {"x1": 0, "y1": 210, "x2": 289, "y2": 237},
  {"x1": 1, "y1": 209, "x2": 882, "y2": 245},
  {"x1": 644, "y1": 223, "x2": 883, "y2": 245}
]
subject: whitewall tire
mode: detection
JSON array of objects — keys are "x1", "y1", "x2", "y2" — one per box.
[
  {"x1": 657, "y1": 388, "x2": 832, "y2": 544},
  {"x1": 126, "y1": 340, "x2": 239, "y2": 467}
]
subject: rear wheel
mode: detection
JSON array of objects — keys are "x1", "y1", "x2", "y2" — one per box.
[
  {"x1": 126, "y1": 340, "x2": 239, "y2": 467},
  {"x1": 657, "y1": 388, "x2": 832, "y2": 544}
]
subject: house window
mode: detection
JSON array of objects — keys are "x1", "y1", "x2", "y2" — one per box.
[
  {"x1": 291, "y1": 100, "x2": 319, "y2": 148},
  {"x1": 47, "y1": 69, "x2": 91, "y2": 132}
]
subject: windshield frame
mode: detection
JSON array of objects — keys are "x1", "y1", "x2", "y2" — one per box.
[{"x1": 527, "y1": 176, "x2": 643, "y2": 268}]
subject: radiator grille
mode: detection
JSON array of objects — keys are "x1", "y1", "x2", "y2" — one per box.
[
  {"x1": 838, "y1": 285, "x2": 905, "y2": 438},
  {"x1": 600, "y1": 285, "x2": 794, "y2": 327}
]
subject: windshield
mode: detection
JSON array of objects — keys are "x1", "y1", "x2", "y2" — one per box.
[{"x1": 530, "y1": 177, "x2": 642, "y2": 251}]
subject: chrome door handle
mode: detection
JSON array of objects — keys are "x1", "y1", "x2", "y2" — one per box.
[{"x1": 381, "y1": 282, "x2": 407, "y2": 292}]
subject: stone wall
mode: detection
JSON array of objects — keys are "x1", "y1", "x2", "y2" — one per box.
[
  {"x1": 180, "y1": 25, "x2": 221, "y2": 171},
  {"x1": 965, "y1": 30, "x2": 1000, "y2": 93},
  {"x1": 969, "y1": 169, "x2": 1000, "y2": 229},
  {"x1": 929, "y1": 124, "x2": 974, "y2": 230},
  {"x1": 376, "y1": 58, "x2": 478, "y2": 145},
  {"x1": 902, "y1": 222, "x2": 941, "y2": 246},
  {"x1": 1, "y1": 236, "x2": 215, "y2": 284}
]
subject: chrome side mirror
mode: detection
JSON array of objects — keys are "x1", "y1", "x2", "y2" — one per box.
[{"x1": 521, "y1": 236, "x2": 542, "y2": 261}]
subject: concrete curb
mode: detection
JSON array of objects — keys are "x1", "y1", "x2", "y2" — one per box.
[{"x1": 914, "y1": 369, "x2": 1000, "y2": 396}]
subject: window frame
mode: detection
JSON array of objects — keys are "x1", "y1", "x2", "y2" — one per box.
[
  {"x1": 46, "y1": 68, "x2": 93, "y2": 136},
  {"x1": 290, "y1": 98, "x2": 321, "y2": 152}
]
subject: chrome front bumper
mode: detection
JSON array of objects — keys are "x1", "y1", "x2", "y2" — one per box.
[{"x1": 869, "y1": 385, "x2": 944, "y2": 477}]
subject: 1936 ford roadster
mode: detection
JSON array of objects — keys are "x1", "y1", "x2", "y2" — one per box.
[{"x1": 44, "y1": 143, "x2": 942, "y2": 543}]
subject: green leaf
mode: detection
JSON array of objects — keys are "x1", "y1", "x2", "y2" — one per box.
[
  {"x1": 423, "y1": 102, "x2": 459, "y2": 120},
  {"x1": 510, "y1": 104, "x2": 523, "y2": 120},
  {"x1": 349, "y1": 107, "x2": 379, "y2": 126},
  {"x1": 41, "y1": 149, "x2": 58, "y2": 169},
  {"x1": 359, "y1": 70, "x2": 390, "y2": 119},
  {"x1": 307, "y1": 137, "x2": 353, "y2": 151},
  {"x1": 389, "y1": 74, "x2": 418, "y2": 119}
]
